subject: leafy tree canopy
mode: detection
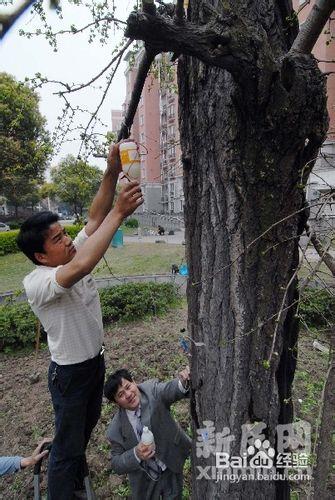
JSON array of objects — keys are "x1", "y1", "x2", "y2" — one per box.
[
  {"x1": 0, "y1": 72, "x2": 52, "y2": 203},
  {"x1": 51, "y1": 155, "x2": 103, "y2": 215}
]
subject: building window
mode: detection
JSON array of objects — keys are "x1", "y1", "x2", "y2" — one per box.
[
  {"x1": 140, "y1": 133, "x2": 145, "y2": 143},
  {"x1": 168, "y1": 125, "x2": 175, "y2": 136},
  {"x1": 168, "y1": 104, "x2": 174, "y2": 117},
  {"x1": 169, "y1": 145, "x2": 176, "y2": 157},
  {"x1": 140, "y1": 114, "x2": 144, "y2": 125}
]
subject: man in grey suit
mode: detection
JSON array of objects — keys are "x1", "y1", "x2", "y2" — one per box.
[{"x1": 104, "y1": 367, "x2": 191, "y2": 499}]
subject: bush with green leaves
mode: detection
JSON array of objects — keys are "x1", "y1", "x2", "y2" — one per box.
[
  {"x1": 0, "y1": 282, "x2": 180, "y2": 351},
  {"x1": 100, "y1": 282, "x2": 180, "y2": 323},
  {"x1": 64, "y1": 225, "x2": 83, "y2": 239},
  {"x1": 0, "y1": 301, "x2": 37, "y2": 350},
  {"x1": 0, "y1": 230, "x2": 20, "y2": 255},
  {"x1": 8, "y1": 222, "x2": 21, "y2": 230},
  {"x1": 124, "y1": 218, "x2": 139, "y2": 228},
  {"x1": 299, "y1": 288, "x2": 335, "y2": 327},
  {"x1": 0, "y1": 224, "x2": 83, "y2": 256}
]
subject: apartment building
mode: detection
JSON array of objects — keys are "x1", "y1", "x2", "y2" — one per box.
[
  {"x1": 294, "y1": 0, "x2": 335, "y2": 220},
  {"x1": 111, "y1": 109, "x2": 123, "y2": 135},
  {"x1": 159, "y1": 55, "x2": 184, "y2": 215}
]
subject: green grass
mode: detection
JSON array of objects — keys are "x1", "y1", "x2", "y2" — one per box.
[
  {"x1": 0, "y1": 243, "x2": 185, "y2": 293},
  {"x1": 94, "y1": 243, "x2": 185, "y2": 278},
  {"x1": 0, "y1": 252, "x2": 34, "y2": 292}
]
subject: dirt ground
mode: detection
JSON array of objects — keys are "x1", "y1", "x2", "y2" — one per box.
[
  {"x1": 0, "y1": 308, "x2": 189, "y2": 499},
  {"x1": 0, "y1": 305, "x2": 331, "y2": 499}
]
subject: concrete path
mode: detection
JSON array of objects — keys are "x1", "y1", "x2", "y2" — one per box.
[{"x1": 124, "y1": 230, "x2": 185, "y2": 245}]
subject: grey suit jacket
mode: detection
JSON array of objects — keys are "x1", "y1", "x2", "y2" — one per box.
[{"x1": 106, "y1": 378, "x2": 191, "y2": 494}]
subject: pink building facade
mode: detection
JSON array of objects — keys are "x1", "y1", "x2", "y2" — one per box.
[
  {"x1": 159, "y1": 55, "x2": 184, "y2": 215},
  {"x1": 110, "y1": 109, "x2": 123, "y2": 135}
]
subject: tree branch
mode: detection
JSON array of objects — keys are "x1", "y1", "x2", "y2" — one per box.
[
  {"x1": 290, "y1": 0, "x2": 335, "y2": 55},
  {"x1": 175, "y1": 0, "x2": 185, "y2": 24},
  {"x1": 305, "y1": 222, "x2": 335, "y2": 276},
  {"x1": 117, "y1": 47, "x2": 158, "y2": 141},
  {"x1": 125, "y1": 11, "x2": 245, "y2": 76},
  {"x1": 58, "y1": 40, "x2": 133, "y2": 95},
  {"x1": 22, "y1": 15, "x2": 127, "y2": 39},
  {"x1": 0, "y1": 0, "x2": 36, "y2": 39}
]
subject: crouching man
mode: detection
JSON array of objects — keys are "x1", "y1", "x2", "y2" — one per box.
[{"x1": 104, "y1": 367, "x2": 191, "y2": 500}]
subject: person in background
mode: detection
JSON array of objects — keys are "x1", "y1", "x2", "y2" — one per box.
[
  {"x1": 104, "y1": 367, "x2": 191, "y2": 500},
  {"x1": 0, "y1": 438, "x2": 51, "y2": 476},
  {"x1": 17, "y1": 142, "x2": 143, "y2": 500}
]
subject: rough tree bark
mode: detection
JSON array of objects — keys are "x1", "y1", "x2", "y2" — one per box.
[{"x1": 125, "y1": 1, "x2": 332, "y2": 498}]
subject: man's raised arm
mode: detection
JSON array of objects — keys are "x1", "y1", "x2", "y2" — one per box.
[
  {"x1": 85, "y1": 142, "x2": 125, "y2": 236},
  {"x1": 56, "y1": 181, "x2": 143, "y2": 288}
]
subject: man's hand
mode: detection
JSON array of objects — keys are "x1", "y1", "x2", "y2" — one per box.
[
  {"x1": 107, "y1": 139, "x2": 134, "y2": 177},
  {"x1": 107, "y1": 142, "x2": 122, "y2": 178},
  {"x1": 135, "y1": 442, "x2": 155, "y2": 461},
  {"x1": 178, "y1": 366, "x2": 190, "y2": 389},
  {"x1": 20, "y1": 438, "x2": 52, "y2": 469},
  {"x1": 114, "y1": 181, "x2": 143, "y2": 219}
]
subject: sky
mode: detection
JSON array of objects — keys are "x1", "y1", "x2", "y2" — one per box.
[{"x1": 0, "y1": 0, "x2": 138, "y2": 169}]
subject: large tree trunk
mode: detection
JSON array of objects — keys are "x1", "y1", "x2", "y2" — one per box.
[
  {"x1": 177, "y1": 1, "x2": 328, "y2": 498},
  {"x1": 124, "y1": 0, "x2": 331, "y2": 497}
]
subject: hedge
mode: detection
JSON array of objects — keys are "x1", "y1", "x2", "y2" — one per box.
[
  {"x1": 124, "y1": 218, "x2": 139, "y2": 228},
  {"x1": 99, "y1": 282, "x2": 180, "y2": 323},
  {"x1": 0, "y1": 282, "x2": 180, "y2": 351},
  {"x1": 0, "y1": 230, "x2": 19, "y2": 255},
  {"x1": 299, "y1": 288, "x2": 335, "y2": 327},
  {"x1": 0, "y1": 225, "x2": 83, "y2": 256}
]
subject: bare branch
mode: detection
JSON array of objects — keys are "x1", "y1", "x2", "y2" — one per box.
[
  {"x1": 290, "y1": 0, "x2": 335, "y2": 55},
  {"x1": 22, "y1": 15, "x2": 127, "y2": 38},
  {"x1": 77, "y1": 48, "x2": 125, "y2": 157},
  {"x1": 175, "y1": 0, "x2": 185, "y2": 25},
  {"x1": 0, "y1": 0, "x2": 35, "y2": 39},
  {"x1": 58, "y1": 40, "x2": 133, "y2": 95},
  {"x1": 117, "y1": 47, "x2": 158, "y2": 141},
  {"x1": 305, "y1": 222, "x2": 335, "y2": 276}
]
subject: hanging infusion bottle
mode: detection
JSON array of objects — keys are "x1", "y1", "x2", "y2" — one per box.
[{"x1": 119, "y1": 141, "x2": 141, "y2": 182}]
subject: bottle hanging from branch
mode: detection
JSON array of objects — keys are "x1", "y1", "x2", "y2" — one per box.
[{"x1": 119, "y1": 141, "x2": 141, "y2": 182}]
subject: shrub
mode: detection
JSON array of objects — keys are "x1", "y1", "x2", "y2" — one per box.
[
  {"x1": 0, "y1": 230, "x2": 20, "y2": 255},
  {"x1": 0, "y1": 282, "x2": 180, "y2": 351},
  {"x1": 299, "y1": 287, "x2": 335, "y2": 327},
  {"x1": 0, "y1": 301, "x2": 37, "y2": 350},
  {"x1": 0, "y1": 225, "x2": 83, "y2": 256},
  {"x1": 8, "y1": 222, "x2": 21, "y2": 230},
  {"x1": 124, "y1": 218, "x2": 139, "y2": 228},
  {"x1": 100, "y1": 282, "x2": 180, "y2": 323},
  {"x1": 64, "y1": 225, "x2": 83, "y2": 239}
]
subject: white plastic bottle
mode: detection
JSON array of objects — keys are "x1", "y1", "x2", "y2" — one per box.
[
  {"x1": 141, "y1": 426, "x2": 155, "y2": 452},
  {"x1": 119, "y1": 141, "x2": 141, "y2": 182}
]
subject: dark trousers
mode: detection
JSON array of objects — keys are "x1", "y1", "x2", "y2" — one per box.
[
  {"x1": 47, "y1": 353, "x2": 105, "y2": 500},
  {"x1": 138, "y1": 469, "x2": 183, "y2": 500}
]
